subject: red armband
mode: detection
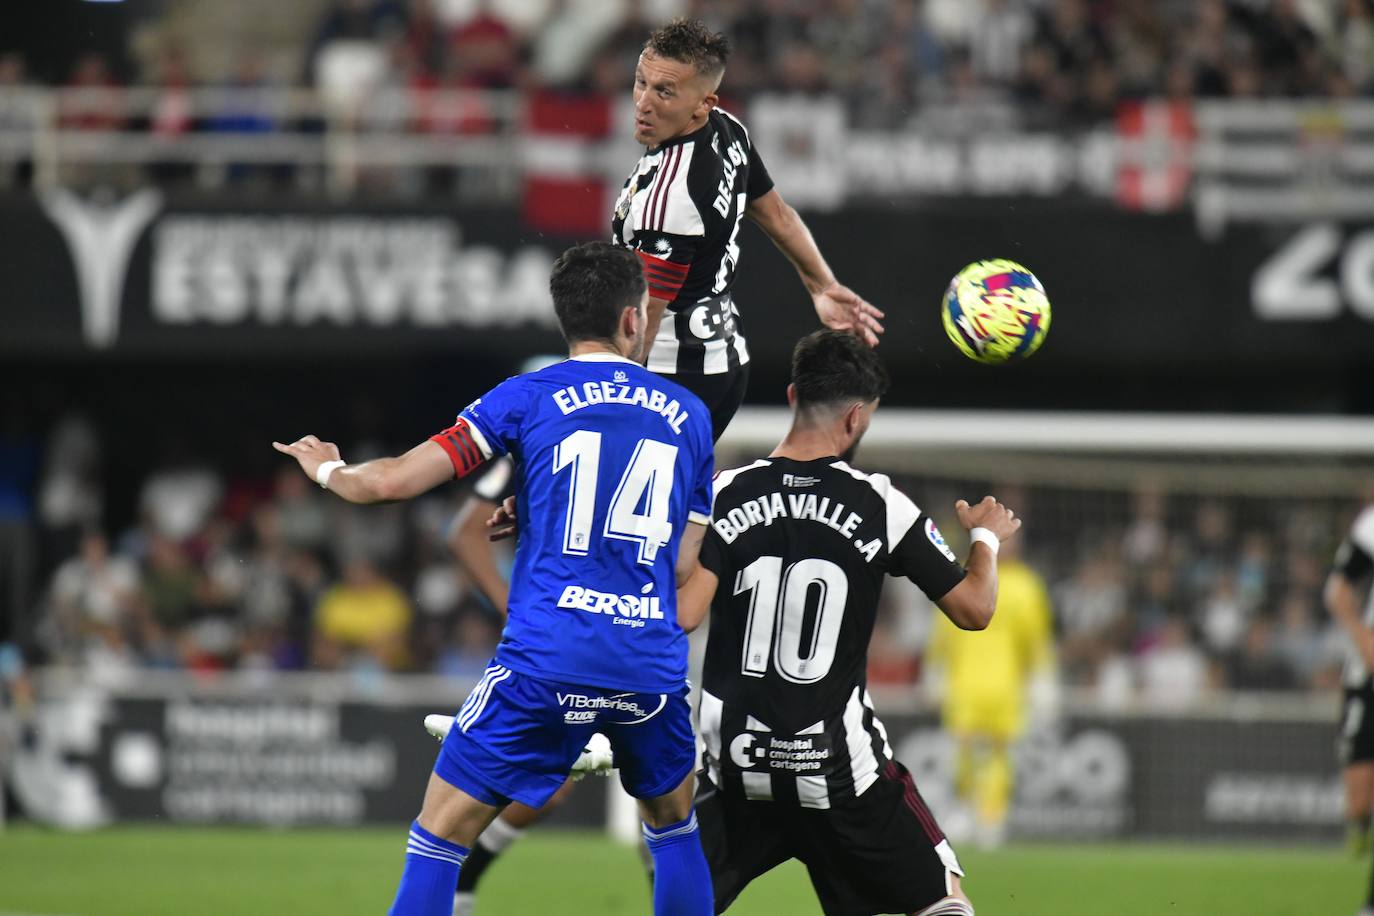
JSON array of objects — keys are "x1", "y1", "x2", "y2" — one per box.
[
  {"x1": 429, "y1": 418, "x2": 490, "y2": 479},
  {"x1": 636, "y1": 250, "x2": 689, "y2": 300}
]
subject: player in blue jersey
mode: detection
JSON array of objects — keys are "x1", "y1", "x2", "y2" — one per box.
[{"x1": 273, "y1": 242, "x2": 716, "y2": 916}]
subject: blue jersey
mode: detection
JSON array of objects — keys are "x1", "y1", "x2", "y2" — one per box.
[{"x1": 452, "y1": 353, "x2": 714, "y2": 693}]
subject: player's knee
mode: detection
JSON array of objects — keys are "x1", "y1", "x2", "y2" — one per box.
[{"x1": 913, "y1": 896, "x2": 975, "y2": 916}]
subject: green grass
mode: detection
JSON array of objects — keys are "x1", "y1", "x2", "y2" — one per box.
[{"x1": 0, "y1": 826, "x2": 1366, "y2": 915}]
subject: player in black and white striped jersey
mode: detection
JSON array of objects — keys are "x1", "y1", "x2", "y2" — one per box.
[
  {"x1": 677, "y1": 331, "x2": 1020, "y2": 916},
  {"x1": 613, "y1": 19, "x2": 884, "y2": 440},
  {"x1": 1326, "y1": 503, "x2": 1374, "y2": 916}
]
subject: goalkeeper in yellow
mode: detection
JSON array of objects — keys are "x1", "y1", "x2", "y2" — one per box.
[{"x1": 926, "y1": 533, "x2": 1056, "y2": 849}]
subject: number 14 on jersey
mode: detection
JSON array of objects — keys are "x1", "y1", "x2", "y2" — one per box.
[{"x1": 553, "y1": 431, "x2": 678, "y2": 564}]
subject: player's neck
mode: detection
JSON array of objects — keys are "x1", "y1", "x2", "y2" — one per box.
[
  {"x1": 769, "y1": 425, "x2": 846, "y2": 463},
  {"x1": 651, "y1": 113, "x2": 709, "y2": 150},
  {"x1": 568, "y1": 340, "x2": 635, "y2": 360}
]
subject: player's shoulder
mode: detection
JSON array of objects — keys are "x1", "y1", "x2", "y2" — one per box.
[
  {"x1": 827, "y1": 460, "x2": 920, "y2": 510},
  {"x1": 829, "y1": 460, "x2": 928, "y2": 544},
  {"x1": 712, "y1": 458, "x2": 774, "y2": 500},
  {"x1": 712, "y1": 107, "x2": 752, "y2": 144}
]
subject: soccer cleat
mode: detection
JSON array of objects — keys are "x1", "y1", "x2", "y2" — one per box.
[{"x1": 422, "y1": 715, "x2": 615, "y2": 779}]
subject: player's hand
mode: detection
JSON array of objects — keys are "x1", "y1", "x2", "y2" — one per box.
[
  {"x1": 954, "y1": 495, "x2": 1020, "y2": 542},
  {"x1": 271, "y1": 435, "x2": 341, "y2": 483},
  {"x1": 487, "y1": 495, "x2": 518, "y2": 542},
  {"x1": 813, "y1": 282, "x2": 885, "y2": 348}
]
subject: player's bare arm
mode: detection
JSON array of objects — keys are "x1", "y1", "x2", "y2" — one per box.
[
  {"x1": 449, "y1": 494, "x2": 509, "y2": 615},
  {"x1": 745, "y1": 189, "x2": 885, "y2": 347},
  {"x1": 638, "y1": 294, "x2": 672, "y2": 365},
  {"x1": 272, "y1": 436, "x2": 457, "y2": 503},
  {"x1": 936, "y1": 495, "x2": 1021, "y2": 630},
  {"x1": 1327, "y1": 570, "x2": 1374, "y2": 670},
  {"x1": 677, "y1": 562, "x2": 718, "y2": 634}
]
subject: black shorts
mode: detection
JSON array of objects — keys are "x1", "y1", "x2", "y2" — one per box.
[
  {"x1": 667, "y1": 364, "x2": 749, "y2": 443},
  {"x1": 1340, "y1": 680, "x2": 1374, "y2": 765},
  {"x1": 695, "y1": 760, "x2": 964, "y2": 916}
]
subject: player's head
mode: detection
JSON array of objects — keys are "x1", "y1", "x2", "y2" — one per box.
[
  {"x1": 549, "y1": 242, "x2": 648, "y2": 358},
  {"x1": 634, "y1": 18, "x2": 729, "y2": 147},
  {"x1": 788, "y1": 330, "x2": 889, "y2": 461}
]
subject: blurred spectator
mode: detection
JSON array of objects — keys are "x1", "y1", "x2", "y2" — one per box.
[
  {"x1": 1273, "y1": 589, "x2": 1342, "y2": 688},
  {"x1": 272, "y1": 467, "x2": 332, "y2": 552},
  {"x1": 1226, "y1": 616, "x2": 1297, "y2": 691},
  {"x1": 0, "y1": 52, "x2": 35, "y2": 186},
  {"x1": 313, "y1": 555, "x2": 412, "y2": 671},
  {"x1": 138, "y1": 533, "x2": 204, "y2": 665},
  {"x1": 449, "y1": 0, "x2": 521, "y2": 89},
  {"x1": 435, "y1": 611, "x2": 501, "y2": 678},
  {"x1": 138, "y1": 455, "x2": 222, "y2": 543},
  {"x1": 1138, "y1": 614, "x2": 1209, "y2": 708},
  {"x1": 1335, "y1": 0, "x2": 1374, "y2": 93},
  {"x1": 36, "y1": 414, "x2": 102, "y2": 567},
  {"x1": 0, "y1": 409, "x2": 39, "y2": 643},
  {"x1": 43, "y1": 530, "x2": 140, "y2": 673},
  {"x1": 1054, "y1": 544, "x2": 1127, "y2": 683},
  {"x1": 532, "y1": 0, "x2": 626, "y2": 88},
  {"x1": 968, "y1": 0, "x2": 1033, "y2": 87},
  {"x1": 58, "y1": 53, "x2": 124, "y2": 131},
  {"x1": 1199, "y1": 571, "x2": 1249, "y2": 656}
]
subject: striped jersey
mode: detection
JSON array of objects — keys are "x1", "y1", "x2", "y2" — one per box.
[
  {"x1": 611, "y1": 108, "x2": 774, "y2": 377},
  {"x1": 1337, "y1": 505, "x2": 1374, "y2": 687},
  {"x1": 696, "y1": 457, "x2": 967, "y2": 809}
]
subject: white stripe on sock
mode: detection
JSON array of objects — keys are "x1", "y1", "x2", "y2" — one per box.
[{"x1": 642, "y1": 812, "x2": 698, "y2": 843}]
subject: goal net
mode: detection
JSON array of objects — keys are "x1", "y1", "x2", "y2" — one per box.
[{"x1": 709, "y1": 408, "x2": 1374, "y2": 842}]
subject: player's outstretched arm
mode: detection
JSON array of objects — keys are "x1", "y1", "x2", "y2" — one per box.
[
  {"x1": 272, "y1": 436, "x2": 456, "y2": 504},
  {"x1": 744, "y1": 188, "x2": 885, "y2": 347},
  {"x1": 936, "y1": 495, "x2": 1021, "y2": 631}
]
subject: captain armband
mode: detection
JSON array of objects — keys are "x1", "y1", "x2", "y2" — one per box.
[{"x1": 429, "y1": 418, "x2": 493, "y2": 479}]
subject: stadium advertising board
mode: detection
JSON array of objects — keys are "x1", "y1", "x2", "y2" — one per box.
[
  {"x1": 9, "y1": 684, "x2": 1342, "y2": 841},
  {"x1": 3, "y1": 191, "x2": 1374, "y2": 374}
]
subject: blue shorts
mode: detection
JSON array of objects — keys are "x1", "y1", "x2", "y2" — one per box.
[{"x1": 434, "y1": 663, "x2": 695, "y2": 809}]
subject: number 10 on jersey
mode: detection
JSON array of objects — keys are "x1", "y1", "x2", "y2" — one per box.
[{"x1": 553, "y1": 431, "x2": 678, "y2": 564}]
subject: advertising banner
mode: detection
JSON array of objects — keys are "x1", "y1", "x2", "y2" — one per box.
[
  {"x1": 8, "y1": 682, "x2": 1343, "y2": 842},
  {"x1": 4, "y1": 191, "x2": 1373, "y2": 377}
]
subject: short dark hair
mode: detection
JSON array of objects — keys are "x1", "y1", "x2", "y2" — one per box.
[
  {"x1": 644, "y1": 18, "x2": 729, "y2": 83},
  {"x1": 791, "y1": 330, "x2": 889, "y2": 411},
  {"x1": 549, "y1": 242, "x2": 646, "y2": 345}
]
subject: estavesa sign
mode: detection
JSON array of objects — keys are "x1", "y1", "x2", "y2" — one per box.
[{"x1": 39, "y1": 189, "x2": 562, "y2": 351}]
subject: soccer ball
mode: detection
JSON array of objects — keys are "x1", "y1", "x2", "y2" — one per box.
[{"x1": 941, "y1": 259, "x2": 1051, "y2": 364}]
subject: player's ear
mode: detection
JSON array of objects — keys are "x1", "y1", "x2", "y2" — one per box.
[
  {"x1": 843, "y1": 401, "x2": 864, "y2": 436},
  {"x1": 785, "y1": 383, "x2": 797, "y2": 408}
]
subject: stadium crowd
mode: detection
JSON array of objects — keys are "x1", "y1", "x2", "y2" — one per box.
[
  {"x1": 0, "y1": 410, "x2": 1358, "y2": 705},
  {"x1": 2, "y1": 0, "x2": 1373, "y2": 138}
]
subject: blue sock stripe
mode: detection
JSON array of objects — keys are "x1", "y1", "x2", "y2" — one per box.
[
  {"x1": 404, "y1": 844, "x2": 466, "y2": 867},
  {"x1": 642, "y1": 811, "x2": 698, "y2": 844},
  {"x1": 408, "y1": 821, "x2": 469, "y2": 857},
  {"x1": 407, "y1": 832, "x2": 468, "y2": 865}
]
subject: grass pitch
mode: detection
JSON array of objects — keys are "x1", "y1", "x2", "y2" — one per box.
[{"x1": 0, "y1": 825, "x2": 1364, "y2": 916}]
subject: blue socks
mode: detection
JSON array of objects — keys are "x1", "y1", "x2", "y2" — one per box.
[
  {"x1": 642, "y1": 811, "x2": 713, "y2": 916},
  {"x1": 388, "y1": 820, "x2": 469, "y2": 916}
]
